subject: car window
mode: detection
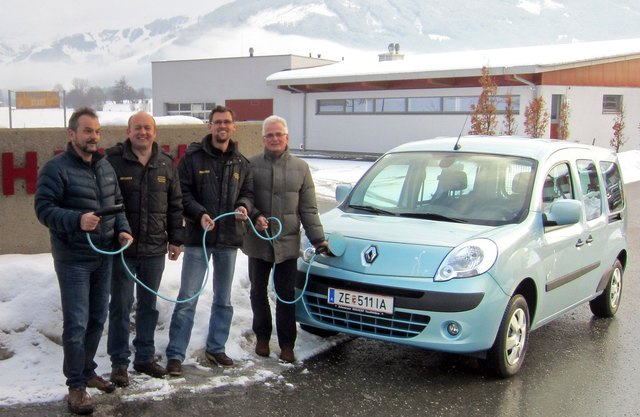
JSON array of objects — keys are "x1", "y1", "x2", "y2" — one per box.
[
  {"x1": 542, "y1": 163, "x2": 573, "y2": 215},
  {"x1": 361, "y1": 163, "x2": 409, "y2": 208},
  {"x1": 576, "y1": 160, "x2": 603, "y2": 221},
  {"x1": 347, "y1": 152, "x2": 536, "y2": 226},
  {"x1": 599, "y1": 161, "x2": 625, "y2": 213}
]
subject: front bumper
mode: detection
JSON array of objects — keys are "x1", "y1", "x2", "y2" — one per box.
[{"x1": 295, "y1": 265, "x2": 509, "y2": 353}]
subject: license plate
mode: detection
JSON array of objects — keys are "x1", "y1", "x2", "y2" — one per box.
[{"x1": 328, "y1": 287, "x2": 394, "y2": 315}]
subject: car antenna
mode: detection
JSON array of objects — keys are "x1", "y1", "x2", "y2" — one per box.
[{"x1": 453, "y1": 114, "x2": 469, "y2": 151}]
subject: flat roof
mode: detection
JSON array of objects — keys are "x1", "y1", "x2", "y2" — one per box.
[{"x1": 266, "y1": 38, "x2": 640, "y2": 85}]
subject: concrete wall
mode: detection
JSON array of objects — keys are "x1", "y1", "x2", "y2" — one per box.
[{"x1": 0, "y1": 122, "x2": 263, "y2": 255}]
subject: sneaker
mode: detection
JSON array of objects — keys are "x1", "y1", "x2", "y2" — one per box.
[
  {"x1": 110, "y1": 367, "x2": 129, "y2": 387},
  {"x1": 205, "y1": 351, "x2": 234, "y2": 367},
  {"x1": 87, "y1": 375, "x2": 115, "y2": 393},
  {"x1": 133, "y1": 361, "x2": 168, "y2": 378},
  {"x1": 67, "y1": 387, "x2": 94, "y2": 415},
  {"x1": 255, "y1": 339, "x2": 270, "y2": 357},
  {"x1": 166, "y1": 359, "x2": 182, "y2": 377},
  {"x1": 279, "y1": 347, "x2": 295, "y2": 363}
]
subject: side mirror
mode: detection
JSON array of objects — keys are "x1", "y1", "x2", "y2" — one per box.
[
  {"x1": 335, "y1": 184, "x2": 352, "y2": 203},
  {"x1": 544, "y1": 199, "x2": 582, "y2": 226}
]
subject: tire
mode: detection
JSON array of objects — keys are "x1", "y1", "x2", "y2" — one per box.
[
  {"x1": 486, "y1": 294, "x2": 529, "y2": 378},
  {"x1": 300, "y1": 323, "x2": 339, "y2": 338},
  {"x1": 589, "y1": 259, "x2": 623, "y2": 318}
]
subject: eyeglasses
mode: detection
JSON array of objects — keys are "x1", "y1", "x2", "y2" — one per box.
[
  {"x1": 210, "y1": 120, "x2": 234, "y2": 126},
  {"x1": 263, "y1": 132, "x2": 287, "y2": 139}
]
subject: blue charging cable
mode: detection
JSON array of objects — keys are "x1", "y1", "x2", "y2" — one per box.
[{"x1": 87, "y1": 211, "x2": 284, "y2": 304}]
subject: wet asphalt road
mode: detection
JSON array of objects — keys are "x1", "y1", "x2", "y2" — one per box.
[{"x1": 2, "y1": 182, "x2": 639, "y2": 417}]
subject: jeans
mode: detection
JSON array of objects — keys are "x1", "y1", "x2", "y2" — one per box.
[
  {"x1": 108, "y1": 254, "x2": 165, "y2": 368},
  {"x1": 249, "y1": 257, "x2": 297, "y2": 348},
  {"x1": 54, "y1": 257, "x2": 112, "y2": 389},
  {"x1": 166, "y1": 246, "x2": 237, "y2": 361}
]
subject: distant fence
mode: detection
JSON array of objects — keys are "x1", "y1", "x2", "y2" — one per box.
[{"x1": 0, "y1": 123, "x2": 263, "y2": 254}]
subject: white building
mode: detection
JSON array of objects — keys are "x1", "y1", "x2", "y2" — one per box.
[{"x1": 152, "y1": 39, "x2": 640, "y2": 154}]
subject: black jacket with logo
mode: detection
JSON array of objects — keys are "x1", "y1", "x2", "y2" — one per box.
[
  {"x1": 178, "y1": 135, "x2": 254, "y2": 248},
  {"x1": 106, "y1": 140, "x2": 184, "y2": 257}
]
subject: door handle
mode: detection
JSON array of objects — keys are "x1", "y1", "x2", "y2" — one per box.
[
  {"x1": 585, "y1": 235, "x2": 594, "y2": 244},
  {"x1": 576, "y1": 239, "x2": 584, "y2": 247}
]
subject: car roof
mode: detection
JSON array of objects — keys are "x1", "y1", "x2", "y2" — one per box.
[{"x1": 388, "y1": 136, "x2": 618, "y2": 162}]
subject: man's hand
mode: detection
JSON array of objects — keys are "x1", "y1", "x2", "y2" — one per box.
[
  {"x1": 168, "y1": 244, "x2": 182, "y2": 261},
  {"x1": 255, "y1": 215, "x2": 269, "y2": 232},
  {"x1": 314, "y1": 240, "x2": 331, "y2": 256},
  {"x1": 118, "y1": 232, "x2": 134, "y2": 247},
  {"x1": 201, "y1": 214, "x2": 215, "y2": 231},
  {"x1": 235, "y1": 206, "x2": 248, "y2": 221},
  {"x1": 80, "y1": 212, "x2": 101, "y2": 231}
]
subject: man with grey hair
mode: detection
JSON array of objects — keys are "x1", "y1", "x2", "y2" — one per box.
[{"x1": 242, "y1": 115, "x2": 328, "y2": 363}]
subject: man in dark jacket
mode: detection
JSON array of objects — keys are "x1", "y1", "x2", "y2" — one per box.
[
  {"x1": 243, "y1": 115, "x2": 327, "y2": 363},
  {"x1": 105, "y1": 112, "x2": 184, "y2": 387},
  {"x1": 35, "y1": 107, "x2": 133, "y2": 415},
  {"x1": 165, "y1": 105, "x2": 253, "y2": 376}
]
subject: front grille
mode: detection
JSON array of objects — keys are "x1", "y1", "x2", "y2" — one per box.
[{"x1": 304, "y1": 292, "x2": 430, "y2": 338}]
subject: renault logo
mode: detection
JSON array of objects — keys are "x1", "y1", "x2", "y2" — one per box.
[{"x1": 364, "y1": 245, "x2": 378, "y2": 264}]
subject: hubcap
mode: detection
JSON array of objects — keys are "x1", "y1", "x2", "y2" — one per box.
[
  {"x1": 505, "y1": 307, "x2": 527, "y2": 366},
  {"x1": 609, "y1": 267, "x2": 622, "y2": 309}
]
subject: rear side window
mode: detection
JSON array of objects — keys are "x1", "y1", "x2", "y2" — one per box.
[
  {"x1": 577, "y1": 160, "x2": 603, "y2": 221},
  {"x1": 599, "y1": 161, "x2": 624, "y2": 213}
]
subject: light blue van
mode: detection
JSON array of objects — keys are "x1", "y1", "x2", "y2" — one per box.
[{"x1": 296, "y1": 136, "x2": 627, "y2": 377}]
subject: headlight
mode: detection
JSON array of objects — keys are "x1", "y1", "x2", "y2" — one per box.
[{"x1": 435, "y1": 238, "x2": 498, "y2": 282}]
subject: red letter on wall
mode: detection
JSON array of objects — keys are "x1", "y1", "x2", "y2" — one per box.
[{"x1": 2, "y1": 152, "x2": 38, "y2": 195}]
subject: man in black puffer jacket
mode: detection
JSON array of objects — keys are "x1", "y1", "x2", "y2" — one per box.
[
  {"x1": 105, "y1": 112, "x2": 184, "y2": 387},
  {"x1": 165, "y1": 105, "x2": 253, "y2": 376},
  {"x1": 35, "y1": 107, "x2": 133, "y2": 415}
]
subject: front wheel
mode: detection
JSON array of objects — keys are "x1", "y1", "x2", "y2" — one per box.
[
  {"x1": 486, "y1": 294, "x2": 529, "y2": 378},
  {"x1": 589, "y1": 259, "x2": 623, "y2": 318}
]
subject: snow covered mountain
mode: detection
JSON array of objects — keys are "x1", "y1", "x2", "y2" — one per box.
[{"x1": 2, "y1": 0, "x2": 639, "y2": 89}]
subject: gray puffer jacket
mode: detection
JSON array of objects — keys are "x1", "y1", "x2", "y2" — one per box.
[{"x1": 243, "y1": 148, "x2": 325, "y2": 263}]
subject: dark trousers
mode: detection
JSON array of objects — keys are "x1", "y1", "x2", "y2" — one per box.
[
  {"x1": 108, "y1": 254, "x2": 165, "y2": 367},
  {"x1": 248, "y1": 257, "x2": 297, "y2": 348}
]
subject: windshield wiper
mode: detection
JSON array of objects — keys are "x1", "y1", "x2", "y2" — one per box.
[
  {"x1": 398, "y1": 212, "x2": 467, "y2": 223},
  {"x1": 348, "y1": 204, "x2": 396, "y2": 216}
]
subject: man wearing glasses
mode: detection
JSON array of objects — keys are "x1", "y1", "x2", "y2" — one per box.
[
  {"x1": 242, "y1": 115, "x2": 328, "y2": 363},
  {"x1": 165, "y1": 106, "x2": 253, "y2": 376}
]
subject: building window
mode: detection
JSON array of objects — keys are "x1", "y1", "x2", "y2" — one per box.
[
  {"x1": 317, "y1": 95, "x2": 520, "y2": 115},
  {"x1": 602, "y1": 95, "x2": 622, "y2": 113},
  {"x1": 165, "y1": 102, "x2": 216, "y2": 121}
]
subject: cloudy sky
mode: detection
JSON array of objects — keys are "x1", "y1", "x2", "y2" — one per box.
[{"x1": 3, "y1": 0, "x2": 232, "y2": 43}]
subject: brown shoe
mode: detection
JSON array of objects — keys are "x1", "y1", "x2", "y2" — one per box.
[
  {"x1": 279, "y1": 346, "x2": 295, "y2": 363},
  {"x1": 255, "y1": 339, "x2": 270, "y2": 357},
  {"x1": 133, "y1": 361, "x2": 168, "y2": 378},
  {"x1": 67, "y1": 387, "x2": 94, "y2": 415},
  {"x1": 166, "y1": 359, "x2": 182, "y2": 377},
  {"x1": 110, "y1": 367, "x2": 129, "y2": 387},
  {"x1": 205, "y1": 351, "x2": 234, "y2": 367},
  {"x1": 87, "y1": 375, "x2": 115, "y2": 393}
]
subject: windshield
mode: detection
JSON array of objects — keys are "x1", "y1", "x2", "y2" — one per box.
[{"x1": 342, "y1": 151, "x2": 536, "y2": 226}]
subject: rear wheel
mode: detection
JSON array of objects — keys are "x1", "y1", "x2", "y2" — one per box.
[
  {"x1": 486, "y1": 294, "x2": 529, "y2": 378},
  {"x1": 300, "y1": 323, "x2": 339, "y2": 338},
  {"x1": 589, "y1": 259, "x2": 623, "y2": 318}
]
